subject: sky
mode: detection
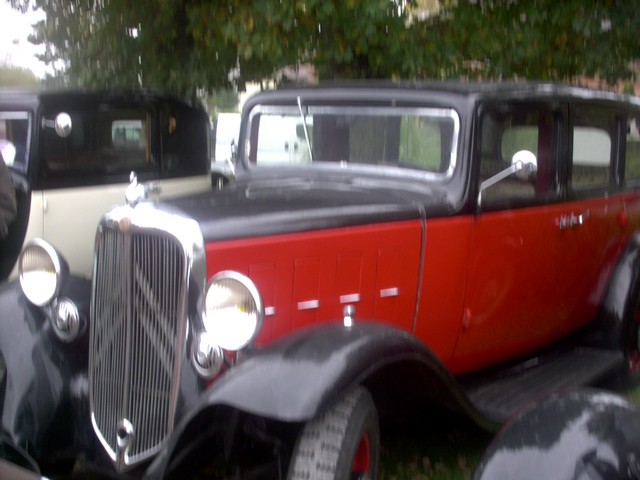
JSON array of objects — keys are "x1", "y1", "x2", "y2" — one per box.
[{"x1": 0, "y1": 2, "x2": 46, "y2": 77}]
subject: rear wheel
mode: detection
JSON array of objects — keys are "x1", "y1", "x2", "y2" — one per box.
[
  {"x1": 288, "y1": 386, "x2": 379, "y2": 480},
  {"x1": 625, "y1": 293, "x2": 640, "y2": 373}
]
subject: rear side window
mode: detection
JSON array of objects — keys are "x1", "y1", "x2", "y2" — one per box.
[
  {"x1": 570, "y1": 108, "x2": 614, "y2": 191},
  {"x1": 626, "y1": 117, "x2": 640, "y2": 183}
]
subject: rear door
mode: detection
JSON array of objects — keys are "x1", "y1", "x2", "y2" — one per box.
[{"x1": 560, "y1": 105, "x2": 627, "y2": 331}]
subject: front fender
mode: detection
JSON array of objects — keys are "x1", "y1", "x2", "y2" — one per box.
[
  {"x1": 145, "y1": 322, "x2": 491, "y2": 478},
  {"x1": 194, "y1": 322, "x2": 452, "y2": 422},
  {"x1": 0, "y1": 276, "x2": 91, "y2": 461}
]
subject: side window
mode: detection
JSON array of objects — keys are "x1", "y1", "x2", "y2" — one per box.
[
  {"x1": 626, "y1": 117, "x2": 640, "y2": 184},
  {"x1": 0, "y1": 112, "x2": 30, "y2": 173},
  {"x1": 160, "y1": 102, "x2": 210, "y2": 176},
  {"x1": 570, "y1": 108, "x2": 613, "y2": 191},
  {"x1": 478, "y1": 106, "x2": 558, "y2": 209},
  {"x1": 42, "y1": 106, "x2": 157, "y2": 187}
]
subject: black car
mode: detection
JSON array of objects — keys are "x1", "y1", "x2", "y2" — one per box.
[{"x1": 0, "y1": 89, "x2": 212, "y2": 280}]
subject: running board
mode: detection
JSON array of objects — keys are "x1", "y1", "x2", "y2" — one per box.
[{"x1": 464, "y1": 348, "x2": 625, "y2": 423}]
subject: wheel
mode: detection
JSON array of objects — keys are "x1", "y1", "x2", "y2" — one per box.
[
  {"x1": 602, "y1": 289, "x2": 640, "y2": 391},
  {"x1": 624, "y1": 291, "x2": 640, "y2": 374},
  {"x1": 288, "y1": 386, "x2": 380, "y2": 480}
]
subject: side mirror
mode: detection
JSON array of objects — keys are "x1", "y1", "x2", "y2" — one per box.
[
  {"x1": 478, "y1": 150, "x2": 537, "y2": 209},
  {"x1": 512, "y1": 149, "x2": 537, "y2": 180},
  {"x1": 54, "y1": 113, "x2": 73, "y2": 138}
]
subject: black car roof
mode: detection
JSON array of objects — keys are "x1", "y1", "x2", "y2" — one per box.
[
  {"x1": 244, "y1": 80, "x2": 640, "y2": 109},
  {"x1": 0, "y1": 88, "x2": 205, "y2": 111}
]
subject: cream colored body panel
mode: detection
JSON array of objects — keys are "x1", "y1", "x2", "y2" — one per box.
[{"x1": 15, "y1": 175, "x2": 210, "y2": 278}]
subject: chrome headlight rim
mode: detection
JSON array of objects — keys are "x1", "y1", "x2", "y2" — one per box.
[
  {"x1": 204, "y1": 270, "x2": 264, "y2": 352},
  {"x1": 18, "y1": 238, "x2": 68, "y2": 307}
]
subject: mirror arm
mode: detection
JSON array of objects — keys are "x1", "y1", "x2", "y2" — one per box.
[
  {"x1": 297, "y1": 96, "x2": 313, "y2": 162},
  {"x1": 477, "y1": 161, "x2": 524, "y2": 209}
]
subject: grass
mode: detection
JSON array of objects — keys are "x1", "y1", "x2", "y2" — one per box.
[
  {"x1": 379, "y1": 410, "x2": 492, "y2": 480},
  {"x1": 379, "y1": 380, "x2": 640, "y2": 480}
]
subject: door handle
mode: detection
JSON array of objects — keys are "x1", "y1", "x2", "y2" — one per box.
[{"x1": 556, "y1": 210, "x2": 589, "y2": 230}]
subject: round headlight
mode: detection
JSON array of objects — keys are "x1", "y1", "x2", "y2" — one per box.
[
  {"x1": 204, "y1": 271, "x2": 264, "y2": 351},
  {"x1": 19, "y1": 239, "x2": 67, "y2": 307}
]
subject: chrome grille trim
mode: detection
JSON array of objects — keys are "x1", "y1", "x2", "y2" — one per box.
[{"x1": 89, "y1": 203, "x2": 205, "y2": 472}]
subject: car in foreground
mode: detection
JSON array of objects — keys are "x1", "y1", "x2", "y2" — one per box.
[
  {"x1": 473, "y1": 389, "x2": 640, "y2": 480},
  {"x1": 0, "y1": 89, "x2": 213, "y2": 280},
  {"x1": 1, "y1": 81, "x2": 640, "y2": 479}
]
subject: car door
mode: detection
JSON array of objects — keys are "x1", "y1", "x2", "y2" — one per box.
[
  {"x1": 454, "y1": 102, "x2": 571, "y2": 372},
  {"x1": 25, "y1": 97, "x2": 211, "y2": 278},
  {"x1": 454, "y1": 101, "x2": 628, "y2": 373},
  {"x1": 560, "y1": 105, "x2": 629, "y2": 327}
]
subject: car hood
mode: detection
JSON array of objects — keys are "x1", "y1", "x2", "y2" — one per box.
[{"x1": 168, "y1": 168, "x2": 452, "y2": 242}]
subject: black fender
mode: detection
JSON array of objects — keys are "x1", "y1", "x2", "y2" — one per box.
[
  {"x1": 473, "y1": 389, "x2": 640, "y2": 480},
  {"x1": 0, "y1": 432, "x2": 41, "y2": 478},
  {"x1": 584, "y1": 231, "x2": 640, "y2": 351},
  {"x1": 144, "y1": 321, "x2": 495, "y2": 478},
  {"x1": 0, "y1": 276, "x2": 91, "y2": 464}
]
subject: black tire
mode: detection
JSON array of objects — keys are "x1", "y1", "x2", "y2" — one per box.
[
  {"x1": 616, "y1": 290, "x2": 640, "y2": 389},
  {"x1": 288, "y1": 386, "x2": 380, "y2": 480},
  {"x1": 597, "y1": 289, "x2": 640, "y2": 392}
]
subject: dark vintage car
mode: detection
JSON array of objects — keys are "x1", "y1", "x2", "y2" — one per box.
[
  {"x1": 0, "y1": 89, "x2": 213, "y2": 280},
  {"x1": 473, "y1": 388, "x2": 640, "y2": 480},
  {"x1": 1, "y1": 82, "x2": 640, "y2": 479}
]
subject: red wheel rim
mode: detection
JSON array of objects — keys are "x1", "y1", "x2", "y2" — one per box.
[{"x1": 351, "y1": 432, "x2": 370, "y2": 474}]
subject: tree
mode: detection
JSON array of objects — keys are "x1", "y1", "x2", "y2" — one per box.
[
  {"x1": 0, "y1": 64, "x2": 40, "y2": 87},
  {"x1": 10, "y1": 0, "x2": 640, "y2": 97},
  {"x1": 433, "y1": 0, "x2": 640, "y2": 85}
]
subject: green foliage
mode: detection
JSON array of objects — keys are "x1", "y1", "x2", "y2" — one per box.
[
  {"x1": 0, "y1": 64, "x2": 40, "y2": 87},
  {"x1": 206, "y1": 89, "x2": 240, "y2": 114},
  {"x1": 435, "y1": 0, "x2": 640, "y2": 84},
  {"x1": 9, "y1": 0, "x2": 640, "y2": 96}
]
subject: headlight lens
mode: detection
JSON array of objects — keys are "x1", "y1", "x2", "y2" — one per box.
[
  {"x1": 19, "y1": 239, "x2": 67, "y2": 307},
  {"x1": 204, "y1": 271, "x2": 264, "y2": 351}
]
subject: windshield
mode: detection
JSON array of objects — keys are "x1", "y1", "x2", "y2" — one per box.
[{"x1": 245, "y1": 105, "x2": 459, "y2": 177}]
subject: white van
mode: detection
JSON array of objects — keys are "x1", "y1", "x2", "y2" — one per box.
[
  {"x1": 255, "y1": 114, "x2": 312, "y2": 164},
  {"x1": 213, "y1": 112, "x2": 241, "y2": 169}
]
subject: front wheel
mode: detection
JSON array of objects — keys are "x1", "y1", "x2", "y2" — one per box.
[{"x1": 288, "y1": 386, "x2": 380, "y2": 480}]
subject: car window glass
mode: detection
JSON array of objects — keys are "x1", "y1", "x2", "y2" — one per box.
[
  {"x1": 0, "y1": 112, "x2": 30, "y2": 174},
  {"x1": 625, "y1": 117, "x2": 640, "y2": 183},
  {"x1": 160, "y1": 102, "x2": 210, "y2": 177},
  {"x1": 247, "y1": 106, "x2": 458, "y2": 177},
  {"x1": 479, "y1": 106, "x2": 557, "y2": 209},
  {"x1": 571, "y1": 108, "x2": 613, "y2": 191},
  {"x1": 42, "y1": 107, "x2": 156, "y2": 184}
]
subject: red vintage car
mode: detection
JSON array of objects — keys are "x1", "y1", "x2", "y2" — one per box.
[{"x1": 1, "y1": 82, "x2": 640, "y2": 479}]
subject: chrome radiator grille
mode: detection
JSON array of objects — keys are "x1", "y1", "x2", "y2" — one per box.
[{"x1": 90, "y1": 226, "x2": 188, "y2": 469}]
